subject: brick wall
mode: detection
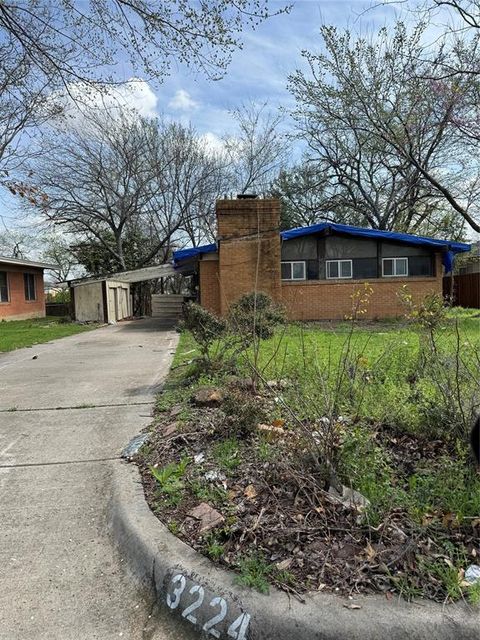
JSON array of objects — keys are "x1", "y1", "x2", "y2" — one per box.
[
  {"x1": 199, "y1": 259, "x2": 221, "y2": 316},
  {"x1": 280, "y1": 254, "x2": 443, "y2": 321},
  {"x1": 216, "y1": 198, "x2": 281, "y2": 315},
  {"x1": 0, "y1": 266, "x2": 46, "y2": 321}
]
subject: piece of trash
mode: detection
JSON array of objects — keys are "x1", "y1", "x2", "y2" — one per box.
[
  {"x1": 32, "y1": 355, "x2": 38, "y2": 360},
  {"x1": 465, "y1": 564, "x2": 480, "y2": 585},
  {"x1": 205, "y1": 470, "x2": 226, "y2": 482},
  {"x1": 121, "y1": 433, "x2": 150, "y2": 459},
  {"x1": 194, "y1": 452, "x2": 205, "y2": 464},
  {"x1": 343, "y1": 603, "x2": 362, "y2": 610}
]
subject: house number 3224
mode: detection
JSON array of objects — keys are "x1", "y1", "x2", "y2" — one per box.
[{"x1": 166, "y1": 573, "x2": 251, "y2": 639}]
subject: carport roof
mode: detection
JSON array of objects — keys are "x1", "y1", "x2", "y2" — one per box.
[{"x1": 69, "y1": 263, "x2": 177, "y2": 286}]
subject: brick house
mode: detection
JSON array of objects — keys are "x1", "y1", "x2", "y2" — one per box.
[
  {"x1": 173, "y1": 197, "x2": 471, "y2": 321},
  {"x1": 0, "y1": 256, "x2": 57, "y2": 321}
]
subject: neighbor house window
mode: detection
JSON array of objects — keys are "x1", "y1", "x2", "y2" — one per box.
[
  {"x1": 382, "y1": 257, "x2": 408, "y2": 277},
  {"x1": 24, "y1": 273, "x2": 36, "y2": 300},
  {"x1": 281, "y1": 261, "x2": 306, "y2": 281},
  {"x1": 0, "y1": 271, "x2": 8, "y2": 302},
  {"x1": 326, "y1": 259, "x2": 353, "y2": 279}
]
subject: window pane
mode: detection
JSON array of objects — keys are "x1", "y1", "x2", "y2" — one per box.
[
  {"x1": 292, "y1": 262, "x2": 305, "y2": 280},
  {"x1": 396, "y1": 258, "x2": 408, "y2": 276},
  {"x1": 0, "y1": 271, "x2": 7, "y2": 302},
  {"x1": 281, "y1": 263, "x2": 291, "y2": 280},
  {"x1": 340, "y1": 261, "x2": 352, "y2": 278},
  {"x1": 383, "y1": 259, "x2": 393, "y2": 276},
  {"x1": 307, "y1": 259, "x2": 319, "y2": 280},
  {"x1": 24, "y1": 273, "x2": 36, "y2": 300},
  {"x1": 352, "y1": 258, "x2": 377, "y2": 279},
  {"x1": 327, "y1": 262, "x2": 338, "y2": 278},
  {"x1": 409, "y1": 256, "x2": 432, "y2": 277}
]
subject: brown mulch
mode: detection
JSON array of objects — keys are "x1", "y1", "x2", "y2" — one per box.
[{"x1": 135, "y1": 386, "x2": 479, "y2": 602}]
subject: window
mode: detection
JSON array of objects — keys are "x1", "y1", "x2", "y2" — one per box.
[
  {"x1": 326, "y1": 259, "x2": 352, "y2": 279},
  {"x1": 281, "y1": 261, "x2": 306, "y2": 281},
  {"x1": 0, "y1": 271, "x2": 8, "y2": 302},
  {"x1": 24, "y1": 273, "x2": 36, "y2": 301},
  {"x1": 382, "y1": 257, "x2": 408, "y2": 277}
]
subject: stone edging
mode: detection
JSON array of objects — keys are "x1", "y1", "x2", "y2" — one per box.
[{"x1": 108, "y1": 460, "x2": 478, "y2": 640}]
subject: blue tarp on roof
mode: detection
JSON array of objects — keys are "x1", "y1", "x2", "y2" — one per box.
[
  {"x1": 280, "y1": 222, "x2": 470, "y2": 273},
  {"x1": 173, "y1": 224, "x2": 471, "y2": 273},
  {"x1": 173, "y1": 243, "x2": 217, "y2": 265}
]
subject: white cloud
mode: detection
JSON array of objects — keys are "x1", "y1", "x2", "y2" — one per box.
[
  {"x1": 199, "y1": 131, "x2": 225, "y2": 154},
  {"x1": 50, "y1": 78, "x2": 158, "y2": 131},
  {"x1": 168, "y1": 89, "x2": 199, "y2": 111}
]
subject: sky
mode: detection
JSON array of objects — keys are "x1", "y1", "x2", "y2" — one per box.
[
  {"x1": 2, "y1": 0, "x2": 471, "y2": 241},
  {"x1": 109, "y1": 0, "x2": 401, "y2": 143}
]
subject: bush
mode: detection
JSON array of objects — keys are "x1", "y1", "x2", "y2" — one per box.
[
  {"x1": 181, "y1": 302, "x2": 228, "y2": 369},
  {"x1": 228, "y1": 292, "x2": 286, "y2": 342}
]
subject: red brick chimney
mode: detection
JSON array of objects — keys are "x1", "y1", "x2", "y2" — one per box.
[{"x1": 215, "y1": 196, "x2": 281, "y2": 314}]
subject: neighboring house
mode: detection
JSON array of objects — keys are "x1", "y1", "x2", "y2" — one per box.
[
  {"x1": 173, "y1": 197, "x2": 471, "y2": 321},
  {"x1": 0, "y1": 256, "x2": 58, "y2": 321}
]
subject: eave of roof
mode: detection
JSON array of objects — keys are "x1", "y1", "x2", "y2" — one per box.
[{"x1": 0, "y1": 255, "x2": 59, "y2": 270}]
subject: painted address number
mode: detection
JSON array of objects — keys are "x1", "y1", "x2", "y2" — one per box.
[{"x1": 166, "y1": 573, "x2": 251, "y2": 639}]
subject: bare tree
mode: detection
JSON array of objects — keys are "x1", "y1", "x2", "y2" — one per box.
[
  {"x1": 0, "y1": 1, "x2": 290, "y2": 87},
  {"x1": 30, "y1": 113, "x2": 228, "y2": 273},
  {"x1": 225, "y1": 101, "x2": 289, "y2": 195},
  {"x1": 289, "y1": 21, "x2": 480, "y2": 234}
]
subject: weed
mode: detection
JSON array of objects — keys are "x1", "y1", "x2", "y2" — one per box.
[
  {"x1": 189, "y1": 479, "x2": 228, "y2": 507},
  {"x1": 389, "y1": 573, "x2": 423, "y2": 602},
  {"x1": 222, "y1": 390, "x2": 267, "y2": 437},
  {"x1": 212, "y1": 438, "x2": 241, "y2": 472},
  {"x1": 168, "y1": 520, "x2": 180, "y2": 535},
  {"x1": 257, "y1": 440, "x2": 276, "y2": 462},
  {"x1": 234, "y1": 553, "x2": 272, "y2": 594},
  {"x1": 150, "y1": 456, "x2": 189, "y2": 506},
  {"x1": 204, "y1": 533, "x2": 225, "y2": 561},
  {"x1": 427, "y1": 559, "x2": 463, "y2": 601},
  {"x1": 468, "y1": 581, "x2": 480, "y2": 606}
]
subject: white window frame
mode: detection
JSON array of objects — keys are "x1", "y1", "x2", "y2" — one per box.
[
  {"x1": 281, "y1": 261, "x2": 306, "y2": 281},
  {"x1": 382, "y1": 257, "x2": 409, "y2": 278},
  {"x1": 326, "y1": 259, "x2": 353, "y2": 280}
]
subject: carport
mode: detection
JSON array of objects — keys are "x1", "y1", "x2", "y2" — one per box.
[{"x1": 68, "y1": 263, "x2": 182, "y2": 324}]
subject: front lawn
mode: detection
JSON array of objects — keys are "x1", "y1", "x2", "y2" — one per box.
[
  {"x1": 0, "y1": 316, "x2": 97, "y2": 352},
  {"x1": 136, "y1": 301, "x2": 480, "y2": 604}
]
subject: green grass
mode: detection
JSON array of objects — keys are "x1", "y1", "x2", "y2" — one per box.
[{"x1": 0, "y1": 316, "x2": 96, "y2": 352}]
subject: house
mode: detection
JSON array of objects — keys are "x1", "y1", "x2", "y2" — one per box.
[
  {"x1": 173, "y1": 196, "x2": 471, "y2": 321},
  {"x1": 0, "y1": 256, "x2": 58, "y2": 321}
]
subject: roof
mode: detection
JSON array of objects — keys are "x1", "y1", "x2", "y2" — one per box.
[
  {"x1": 172, "y1": 243, "x2": 217, "y2": 265},
  {"x1": 0, "y1": 255, "x2": 59, "y2": 270},
  {"x1": 172, "y1": 224, "x2": 471, "y2": 268},
  {"x1": 69, "y1": 263, "x2": 177, "y2": 287},
  {"x1": 280, "y1": 222, "x2": 471, "y2": 253}
]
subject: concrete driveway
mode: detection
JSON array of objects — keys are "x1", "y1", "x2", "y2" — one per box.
[{"x1": 0, "y1": 320, "x2": 184, "y2": 640}]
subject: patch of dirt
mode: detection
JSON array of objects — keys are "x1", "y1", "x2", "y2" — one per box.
[{"x1": 135, "y1": 383, "x2": 480, "y2": 602}]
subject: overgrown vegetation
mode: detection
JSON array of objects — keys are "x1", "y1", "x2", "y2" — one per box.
[{"x1": 136, "y1": 292, "x2": 480, "y2": 603}]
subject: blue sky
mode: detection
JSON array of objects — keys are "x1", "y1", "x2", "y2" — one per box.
[{"x1": 146, "y1": 0, "x2": 400, "y2": 139}]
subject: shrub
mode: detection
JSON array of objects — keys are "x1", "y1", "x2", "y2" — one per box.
[
  {"x1": 228, "y1": 292, "x2": 286, "y2": 342},
  {"x1": 181, "y1": 302, "x2": 228, "y2": 369}
]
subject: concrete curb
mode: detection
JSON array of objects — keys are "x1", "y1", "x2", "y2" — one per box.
[{"x1": 109, "y1": 461, "x2": 479, "y2": 640}]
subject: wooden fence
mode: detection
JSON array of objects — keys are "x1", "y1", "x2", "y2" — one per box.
[
  {"x1": 46, "y1": 302, "x2": 71, "y2": 317},
  {"x1": 443, "y1": 272, "x2": 480, "y2": 308}
]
